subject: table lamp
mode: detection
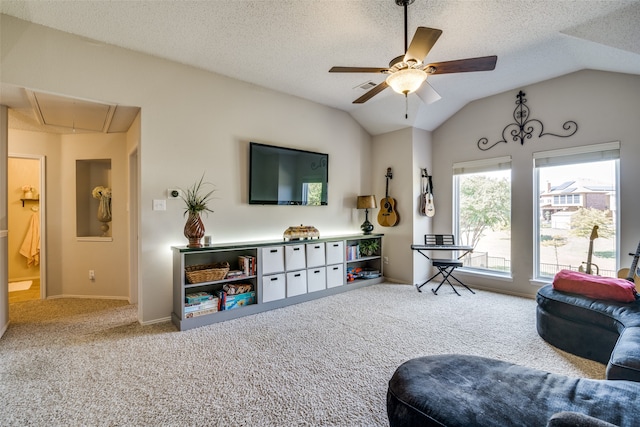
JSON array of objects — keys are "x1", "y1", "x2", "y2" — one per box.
[{"x1": 357, "y1": 195, "x2": 377, "y2": 234}]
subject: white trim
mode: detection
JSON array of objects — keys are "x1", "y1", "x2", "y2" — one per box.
[
  {"x1": 456, "y1": 268, "x2": 513, "y2": 282},
  {"x1": 46, "y1": 294, "x2": 129, "y2": 301},
  {"x1": 0, "y1": 321, "x2": 8, "y2": 338},
  {"x1": 76, "y1": 236, "x2": 113, "y2": 242},
  {"x1": 140, "y1": 316, "x2": 171, "y2": 326}
]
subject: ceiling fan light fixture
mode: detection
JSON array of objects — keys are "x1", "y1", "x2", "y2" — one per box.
[{"x1": 385, "y1": 68, "x2": 427, "y2": 95}]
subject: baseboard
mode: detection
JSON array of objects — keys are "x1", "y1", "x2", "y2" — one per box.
[
  {"x1": 0, "y1": 320, "x2": 9, "y2": 339},
  {"x1": 140, "y1": 316, "x2": 171, "y2": 326},
  {"x1": 47, "y1": 294, "x2": 130, "y2": 301}
]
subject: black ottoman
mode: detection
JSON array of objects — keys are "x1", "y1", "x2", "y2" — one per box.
[{"x1": 387, "y1": 354, "x2": 640, "y2": 427}]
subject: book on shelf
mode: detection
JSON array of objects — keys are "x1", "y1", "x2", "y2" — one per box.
[
  {"x1": 347, "y1": 244, "x2": 360, "y2": 261},
  {"x1": 237, "y1": 255, "x2": 256, "y2": 276},
  {"x1": 217, "y1": 289, "x2": 256, "y2": 311},
  {"x1": 185, "y1": 307, "x2": 218, "y2": 318},
  {"x1": 226, "y1": 270, "x2": 245, "y2": 279},
  {"x1": 185, "y1": 291, "x2": 214, "y2": 304},
  {"x1": 184, "y1": 299, "x2": 218, "y2": 313}
]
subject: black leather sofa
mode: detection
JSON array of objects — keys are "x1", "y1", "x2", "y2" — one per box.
[
  {"x1": 387, "y1": 354, "x2": 640, "y2": 427},
  {"x1": 536, "y1": 283, "x2": 640, "y2": 382}
]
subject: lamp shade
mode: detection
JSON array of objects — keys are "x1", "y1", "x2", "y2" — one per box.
[
  {"x1": 385, "y1": 68, "x2": 427, "y2": 95},
  {"x1": 357, "y1": 195, "x2": 377, "y2": 209}
]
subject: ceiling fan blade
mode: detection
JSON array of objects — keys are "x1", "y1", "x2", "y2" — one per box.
[
  {"x1": 353, "y1": 81, "x2": 389, "y2": 104},
  {"x1": 404, "y1": 27, "x2": 442, "y2": 64},
  {"x1": 425, "y1": 55, "x2": 498, "y2": 74},
  {"x1": 415, "y1": 81, "x2": 441, "y2": 105},
  {"x1": 329, "y1": 66, "x2": 388, "y2": 73}
]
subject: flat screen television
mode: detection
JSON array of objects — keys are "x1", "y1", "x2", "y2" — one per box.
[{"x1": 249, "y1": 142, "x2": 328, "y2": 205}]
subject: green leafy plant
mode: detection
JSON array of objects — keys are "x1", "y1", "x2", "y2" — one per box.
[
  {"x1": 180, "y1": 174, "x2": 216, "y2": 216},
  {"x1": 359, "y1": 239, "x2": 380, "y2": 257}
]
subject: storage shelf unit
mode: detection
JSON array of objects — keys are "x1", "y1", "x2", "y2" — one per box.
[{"x1": 172, "y1": 233, "x2": 383, "y2": 331}]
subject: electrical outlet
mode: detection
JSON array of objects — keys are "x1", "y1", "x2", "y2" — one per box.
[
  {"x1": 152, "y1": 199, "x2": 167, "y2": 211},
  {"x1": 384, "y1": 256, "x2": 389, "y2": 265},
  {"x1": 89, "y1": 270, "x2": 95, "y2": 281},
  {"x1": 167, "y1": 188, "x2": 182, "y2": 199}
]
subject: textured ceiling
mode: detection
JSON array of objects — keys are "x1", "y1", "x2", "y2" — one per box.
[{"x1": 1, "y1": 0, "x2": 640, "y2": 136}]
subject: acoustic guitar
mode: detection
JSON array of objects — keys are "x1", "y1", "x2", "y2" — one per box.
[
  {"x1": 578, "y1": 225, "x2": 599, "y2": 275},
  {"x1": 617, "y1": 239, "x2": 640, "y2": 286},
  {"x1": 378, "y1": 167, "x2": 399, "y2": 227}
]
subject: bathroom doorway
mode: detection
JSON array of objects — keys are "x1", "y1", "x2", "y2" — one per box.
[{"x1": 7, "y1": 155, "x2": 46, "y2": 303}]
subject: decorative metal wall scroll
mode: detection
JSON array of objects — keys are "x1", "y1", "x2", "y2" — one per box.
[{"x1": 477, "y1": 90, "x2": 578, "y2": 151}]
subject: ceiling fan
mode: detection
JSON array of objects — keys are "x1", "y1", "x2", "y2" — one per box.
[{"x1": 329, "y1": 0, "x2": 497, "y2": 106}]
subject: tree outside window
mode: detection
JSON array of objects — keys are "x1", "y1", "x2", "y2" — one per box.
[{"x1": 455, "y1": 169, "x2": 511, "y2": 274}]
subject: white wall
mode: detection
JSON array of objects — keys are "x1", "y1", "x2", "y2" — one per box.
[
  {"x1": 8, "y1": 129, "x2": 130, "y2": 299},
  {"x1": 371, "y1": 127, "x2": 434, "y2": 285},
  {"x1": 411, "y1": 127, "x2": 433, "y2": 284},
  {"x1": 1, "y1": 15, "x2": 372, "y2": 323},
  {"x1": 60, "y1": 132, "x2": 129, "y2": 298},
  {"x1": 432, "y1": 70, "x2": 640, "y2": 297}
]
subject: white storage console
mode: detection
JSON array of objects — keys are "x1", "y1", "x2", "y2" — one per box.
[{"x1": 172, "y1": 234, "x2": 383, "y2": 331}]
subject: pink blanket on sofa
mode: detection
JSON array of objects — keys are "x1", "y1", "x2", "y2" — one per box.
[{"x1": 552, "y1": 269, "x2": 638, "y2": 303}]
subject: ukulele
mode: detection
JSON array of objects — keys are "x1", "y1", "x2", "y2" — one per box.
[
  {"x1": 378, "y1": 167, "x2": 399, "y2": 227},
  {"x1": 579, "y1": 225, "x2": 599, "y2": 275},
  {"x1": 419, "y1": 169, "x2": 428, "y2": 216},
  {"x1": 425, "y1": 172, "x2": 435, "y2": 218},
  {"x1": 617, "y1": 239, "x2": 640, "y2": 285}
]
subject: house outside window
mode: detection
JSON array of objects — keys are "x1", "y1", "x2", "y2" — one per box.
[
  {"x1": 453, "y1": 156, "x2": 511, "y2": 275},
  {"x1": 534, "y1": 142, "x2": 619, "y2": 279}
]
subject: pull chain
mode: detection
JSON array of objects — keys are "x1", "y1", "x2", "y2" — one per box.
[{"x1": 405, "y1": 94, "x2": 408, "y2": 119}]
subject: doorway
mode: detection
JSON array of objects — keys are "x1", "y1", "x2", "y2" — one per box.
[{"x1": 7, "y1": 155, "x2": 46, "y2": 303}]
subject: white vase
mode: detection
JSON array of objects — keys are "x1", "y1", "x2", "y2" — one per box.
[
  {"x1": 97, "y1": 196, "x2": 112, "y2": 236},
  {"x1": 24, "y1": 191, "x2": 33, "y2": 199}
]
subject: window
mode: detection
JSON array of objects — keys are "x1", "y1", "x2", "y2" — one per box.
[
  {"x1": 453, "y1": 156, "x2": 511, "y2": 274},
  {"x1": 302, "y1": 182, "x2": 323, "y2": 206},
  {"x1": 534, "y1": 142, "x2": 619, "y2": 279}
]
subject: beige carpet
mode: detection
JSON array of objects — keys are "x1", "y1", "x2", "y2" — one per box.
[
  {"x1": 0, "y1": 284, "x2": 605, "y2": 426},
  {"x1": 8, "y1": 280, "x2": 32, "y2": 292}
]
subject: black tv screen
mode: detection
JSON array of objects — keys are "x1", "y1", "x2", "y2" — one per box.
[{"x1": 249, "y1": 142, "x2": 328, "y2": 205}]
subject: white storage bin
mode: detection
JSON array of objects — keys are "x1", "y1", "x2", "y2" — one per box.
[
  {"x1": 326, "y1": 241, "x2": 344, "y2": 265},
  {"x1": 286, "y1": 270, "x2": 307, "y2": 297},
  {"x1": 261, "y1": 246, "x2": 284, "y2": 275},
  {"x1": 326, "y1": 264, "x2": 344, "y2": 288},
  {"x1": 307, "y1": 267, "x2": 326, "y2": 293},
  {"x1": 285, "y1": 245, "x2": 306, "y2": 271},
  {"x1": 306, "y1": 243, "x2": 326, "y2": 268},
  {"x1": 262, "y1": 273, "x2": 286, "y2": 303}
]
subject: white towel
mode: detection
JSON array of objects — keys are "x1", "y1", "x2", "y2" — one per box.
[{"x1": 19, "y1": 212, "x2": 40, "y2": 267}]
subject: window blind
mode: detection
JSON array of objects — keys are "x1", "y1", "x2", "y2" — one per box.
[
  {"x1": 534, "y1": 141, "x2": 620, "y2": 168},
  {"x1": 452, "y1": 156, "x2": 511, "y2": 175}
]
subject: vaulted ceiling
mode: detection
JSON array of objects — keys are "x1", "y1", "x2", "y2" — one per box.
[{"x1": 1, "y1": 0, "x2": 639, "y2": 136}]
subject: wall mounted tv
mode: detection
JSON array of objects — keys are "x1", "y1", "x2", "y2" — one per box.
[{"x1": 249, "y1": 142, "x2": 328, "y2": 205}]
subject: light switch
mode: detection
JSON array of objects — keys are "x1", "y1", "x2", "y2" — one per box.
[{"x1": 152, "y1": 199, "x2": 166, "y2": 211}]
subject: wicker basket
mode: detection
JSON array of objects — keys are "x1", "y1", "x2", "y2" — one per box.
[{"x1": 185, "y1": 262, "x2": 230, "y2": 284}]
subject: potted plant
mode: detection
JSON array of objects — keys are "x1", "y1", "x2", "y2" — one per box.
[
  {"x1": 180, "y1": 174, "x2": 215, "y2": 248},
  {"x1": 359, "y1": 239, "x2": 380, "y2": 257}
]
